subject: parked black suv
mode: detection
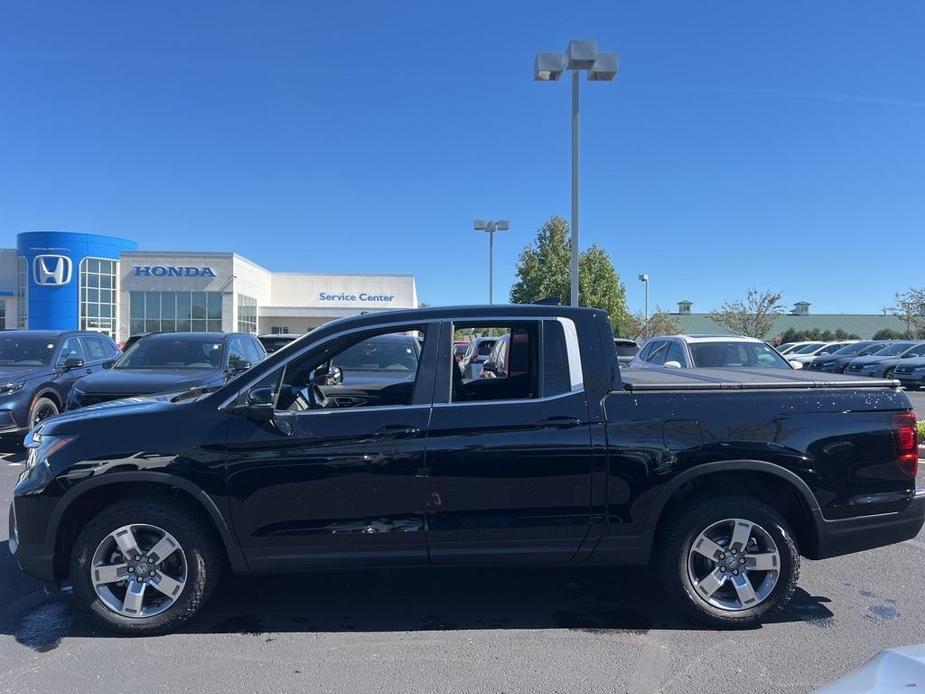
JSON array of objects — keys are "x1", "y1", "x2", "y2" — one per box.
[
  {"x1": 67, "y1": 332, "x2": 266, "y2": 410},
  {"x1": 0, "y1": 330, "x2": 120, "y2": 436},
  {"x1": 9, "y1": 306, "x2": 922, "y2": 635}
]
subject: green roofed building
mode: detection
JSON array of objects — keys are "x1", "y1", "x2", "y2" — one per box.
[{"x1": 673, "y1": 301, "x2": 910, "y2": 340}]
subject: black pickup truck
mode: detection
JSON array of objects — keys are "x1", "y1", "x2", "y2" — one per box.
[{"x1": 9, "y1": 305, "x2": 923, "y2": 635}]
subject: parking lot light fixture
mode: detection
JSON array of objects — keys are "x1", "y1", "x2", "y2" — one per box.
[
  {"x1": 638, "y1": 274, "x2": 649, "y2": 338},
  {"x1": 474, "y1": 219, "x2": 509, "y2": 304},
  {"x1": 534, "y1": 39, "x2": 619, "y2": 307}
]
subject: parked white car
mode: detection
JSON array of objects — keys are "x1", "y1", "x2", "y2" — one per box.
[
  {"x1": 628, "y1": 334, "x2": 797, "y2": 370},
  {"x1": 777, "y1": 341, "x2": 815, "y2": 355},
  {"x1": 786, "y1": 341, "x2": 854, "y2": 365}
]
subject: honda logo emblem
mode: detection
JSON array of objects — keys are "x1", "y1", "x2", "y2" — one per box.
[{"x1": 33, "y1": 255, "x2": 73, "y2": 286}]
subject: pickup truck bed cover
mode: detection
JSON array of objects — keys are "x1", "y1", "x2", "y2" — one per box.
[{"x1": 620, "y1": 367, "x2": 898, "y2": 391}]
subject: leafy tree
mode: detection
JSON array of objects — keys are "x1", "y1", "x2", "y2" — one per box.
[
  {"x1": 510, "y1": 216, "x2": 630, "y2": 330},
  {"x1": 774, "y1": 327, "x2": 861, "y2": 344},
  {"x1": 873, "y1": 328, "x2": 908, "y2": 340},
  {"x1": 710, "y1": 289, "x2": 783, "y2": 339},
  {"x1": 890, "y1": 288, "x2": 925, "y2": 336},
  {"x1": 621, "y1": 308, "x2": 681, "y2": 340}
]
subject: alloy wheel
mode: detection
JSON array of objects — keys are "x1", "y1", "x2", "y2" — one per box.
[
  {"x1": 90, "y1": 523, "x2": 188, "y2": 618},
  {"x1": 31, "y1": 402, "x2": 57, "y2": 426},
  {"x1": 687, "y1": 518, "x2": 781, "y2": 611}
]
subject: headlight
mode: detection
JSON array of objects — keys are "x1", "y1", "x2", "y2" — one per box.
[
  {"x1": 24, "y1": 430, "x2": 78, "y2": 470},
  {"x1": 0, "y1": 382, "x2": 25, "y2": 396}
]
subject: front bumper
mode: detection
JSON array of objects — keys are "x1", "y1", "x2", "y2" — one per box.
[
  {"x1": 895, "y1": 373, "x2": 925, "y2": 388},
  {"x1": 8, "y1": 502, "x2": 56, "y2": 587},
  {"x1": 0, "y1": 409, "x2": 25, "y2": 434},
  {"x1": 812, "y1": 493, "x2": 925, "y2": 560}
]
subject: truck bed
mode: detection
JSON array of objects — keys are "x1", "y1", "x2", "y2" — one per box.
[{"x1": 620, "y1": 367, "x2": 899, "y2": 391}]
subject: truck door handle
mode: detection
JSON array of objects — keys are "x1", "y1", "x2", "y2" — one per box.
[
  {"x1": 372, "y1": 425, "x2": 421, "y2": 439},
  {"x1": 537, "y1": 416, "x2": 581, "y2": 427}
]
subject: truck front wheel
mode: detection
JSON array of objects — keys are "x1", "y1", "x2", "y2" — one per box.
[
  {"x1": 71, "y1": 498, "x2": 222, "y2": 635},
  {"x1": 657, "y1": 495, "x2": 800, "y2": 628}
]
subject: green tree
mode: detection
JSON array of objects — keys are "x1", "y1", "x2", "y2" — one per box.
[
  {"x1": 622, "y1": 308, "x2": 681, "y2": 340},
  {"x1": 873, "y1": 328, "x2": 907, "y2": 340},
  {"x1": 710, "y1": 289, "x2": 783, "y2": 339},
  {"x1": 890, "y1": 288, "x2": 925, "y2": 336},
  {"x1": 510, "y1": 216, "x2": 629, "y2": 330}
]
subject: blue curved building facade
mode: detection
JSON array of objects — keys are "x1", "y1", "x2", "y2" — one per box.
[{"x1": 14, "y1": 231, "x2": 137, "y2": 334}]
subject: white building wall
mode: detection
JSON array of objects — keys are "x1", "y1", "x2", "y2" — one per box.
[
  {"x1": 270, "y1": 273, "x2": 417, "y2": 311},
  {"x1": 0, "y1": 250, "x2": 16, "y2": 329},
  {"x1": 118, "y1": 252, "x2": 239, "y2": 341},
  {"x1": 230, "y1": 256, "x2": 272, "y2": 331}
]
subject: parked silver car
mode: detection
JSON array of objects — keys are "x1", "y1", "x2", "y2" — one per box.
[{"x1": 628, "y1": 334, "x2": 795, "y2": 370}]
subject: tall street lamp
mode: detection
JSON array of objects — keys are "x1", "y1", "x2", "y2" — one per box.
[
  {"x1": 535, "y1": 40, "x2": 619, "y2": 307},
  {"x1": 638, "y1": 273, "x2": 649, "y2": 337},
  {"x1": 474, "y1": 219, "x2": 509, "y2": 304}
]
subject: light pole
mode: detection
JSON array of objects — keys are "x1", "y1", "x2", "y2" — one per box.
[
  {"x1": 638, "y1": 273, "x2": 649, "y2": 337},
  {"x1": 535, "y1": 40, "x2": 618, "y2": 307},
  {"x1": 474, "y1": 219, "x2": 509, "y2": 304}
]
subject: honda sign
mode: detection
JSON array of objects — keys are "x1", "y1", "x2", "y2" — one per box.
[{"x1": 33, "y1": 255, "x2": 73, "y2": 286}]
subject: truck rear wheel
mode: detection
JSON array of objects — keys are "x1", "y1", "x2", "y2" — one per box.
[
  {"x1": 71, "y1": 498, "x2": 222, "y2": 635},
  {"x1": 657, "y1": 495, "x2": 799, "y2": 628}
]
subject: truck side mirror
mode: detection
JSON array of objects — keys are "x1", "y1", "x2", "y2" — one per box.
[
  {"x1": 664, "y1": 360, "x2": 682, "y2": 369},
  {"x1": 239, "y1": 385, "x2": 276, "y2": 422},
  {"x1": 789, "y1": 360, "x2": 803, "y2": 369}
]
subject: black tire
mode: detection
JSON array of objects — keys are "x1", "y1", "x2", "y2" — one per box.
[
  {"x1": 71, "y1": 497, "x2": 222, "y2": 636},
  {"x1": 657, "y1": 495, "x2": 799, "y2": 628},
  {"x1": 883, "y1": 368, "x2": 894, "y2": 379},
  {"x1": 28, "y1": 396, "x2": 59, "y2": 428}
]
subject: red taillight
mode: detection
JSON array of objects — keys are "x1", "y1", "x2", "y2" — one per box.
[{"x1": 893, "y1": 411, "x2": 919, "y2": 478}]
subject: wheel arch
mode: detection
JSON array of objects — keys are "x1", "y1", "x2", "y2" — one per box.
[
  {"x1": 646, "y1": 460, "x2": 822, "y2": 558},
  {"x1": 32, "y1": 386, "x2": 63, "y2": 411},
  {"x1": 48, "y1": 472, "x2": 249, "y2": 582}
]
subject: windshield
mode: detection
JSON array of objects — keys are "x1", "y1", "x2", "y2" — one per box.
[
  {"x1": 870, "y1": 342, "x2": 915, "y2": 357},
  {"x1": 829, "y1": 342, "x2": 867, "y2": 356},
  {"x1": 332, "y1": 336, "x2": 420, "y2": 371},
  {"x1": 858, "y1": 343, "x2": 889, "y2": 357},
  {"x1": 791, "y1": 342, "x2": 825, "y2": 354},
  {"x1": 690, "y1": 342, "x2": 791, "y2": 369},
  {"x1": 614, "y1": 341, "x2": 639, "y2": 357},
  {"x1": 116, "y1": 336, "x2": 224, "y2": 369},
  {"x1": 260, "y1": 337, "x2": 297, "y2": 354},
  {"x1": 0, "y1": 335, "x2": 57, "y2": 366}
]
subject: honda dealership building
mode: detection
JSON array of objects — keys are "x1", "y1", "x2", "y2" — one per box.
[{"x1": 0, "y1": 231, "x2": 418, "y2": 341}]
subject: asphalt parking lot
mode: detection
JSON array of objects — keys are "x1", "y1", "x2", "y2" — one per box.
[{"x1": 1, "y1": 450, "x2": 924, "y2": 694}]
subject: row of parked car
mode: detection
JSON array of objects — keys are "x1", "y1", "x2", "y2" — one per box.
[
  {"x1": 0, "y1": 330, "x2": 283, "y2": 436},
  {"x1": 618, "y1": 333, "x2": 925, "y2": 389},
  {"x1": 776, "y1": 338, "x2": 925, "y2": 384}
]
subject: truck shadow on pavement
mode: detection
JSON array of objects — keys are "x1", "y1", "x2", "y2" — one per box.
[{"x1": 0, "y1": 549, "x2": 836, "y2": 650}]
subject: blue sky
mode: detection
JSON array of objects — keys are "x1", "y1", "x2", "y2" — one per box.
[{"x1": 1, "y1": 2, "x2": 923, "y2": 315}]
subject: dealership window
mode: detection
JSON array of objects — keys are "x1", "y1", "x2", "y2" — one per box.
[
  {"x1": 237, "y1": 294, "x2": 257, "y2": 334},
  {"x1": 129, "y1": 291, "x2": 222, "y2": 335},
  {"x1": 271, "y1": 326, "x2": 289, "y2": 334},
  {"x1": 79, "y1": 258, "x2": 119, "y2": 338},
  {"x1": 16, "y1": 256, "x2": 27, "y2": 328}
]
